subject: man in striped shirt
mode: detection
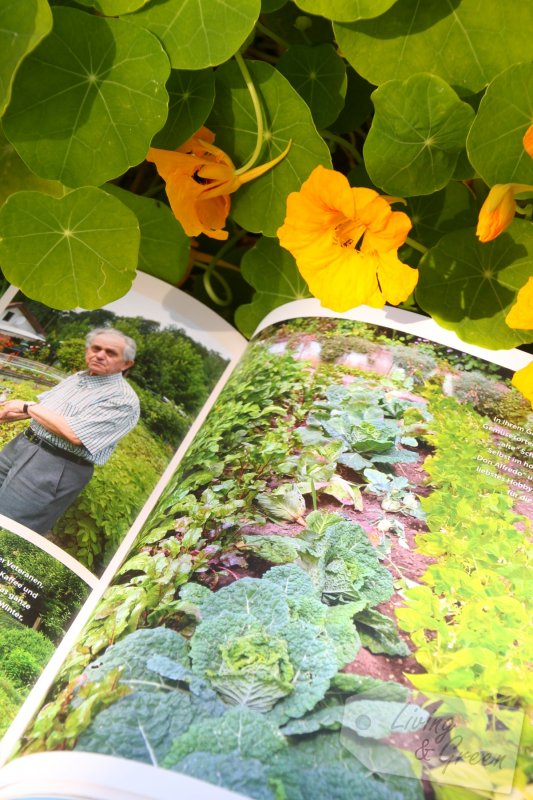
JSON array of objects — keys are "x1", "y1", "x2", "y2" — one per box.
[{"x1": 0, "y1": 328, "x2": 140, "y2": 535}]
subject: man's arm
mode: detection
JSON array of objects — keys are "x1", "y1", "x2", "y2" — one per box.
[{"x1": 0, "y1": 400, "x2": 82, "y2": 445}]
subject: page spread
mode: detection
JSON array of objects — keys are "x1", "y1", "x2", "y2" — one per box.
[{"x1": 0, "y1": 296, "x2": 531, "y2": 800}]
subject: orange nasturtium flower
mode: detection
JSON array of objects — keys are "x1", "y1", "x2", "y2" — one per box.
[
  {"x1": 506, "y1": 277, "x2": 533, "y2": 330},
  {"x1": 523, "y1": 124, "x2": 533, "y2": 159},
  {"x1": 476, "y1": 183, "x2": 533, "y2": 243},
  {"x1": 277, "y1": 165, "x2": 418, "y2": 312},
  {"x1": 147, "y1": 127, "x2": 290, "y2": 240}
]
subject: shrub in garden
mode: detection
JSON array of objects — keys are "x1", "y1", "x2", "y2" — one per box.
[
  {"x1": 0, "y1": 680, "x2": 22, "y2": 737},
  {"x1": 129, "y1": 380, "x2": 190, "y2": 447},
  {"x1": 0, "y1": 626, "x2": 54, "y2": 678},
  {"x1": 452, "y1": 369, "x2": 528, "y2": 422},
  {"x1": 2, "y1": 647, "x2": 42, "y2": 688},
  {"x1": 386, "y1": 344, "x2": 437, "y2": 382}
]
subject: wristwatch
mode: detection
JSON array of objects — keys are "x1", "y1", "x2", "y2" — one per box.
[{"x1": 23, "y1": 402, "x2": 37, "y2": 415}]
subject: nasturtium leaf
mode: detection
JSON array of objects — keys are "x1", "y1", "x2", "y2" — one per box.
[
  {"x1": 467, "y1": 62, "x2": 533, "y2": 186},
  {"x1": 3, "y1": 7, "x2": 170, "y2": 187},
  {"x1": 416, "y1": 221, "x2": 533, "y2": 348},
  {"x1": 151, "y1": 68, "x2": 215, "y2": 150},
  {"x1": 294, "y1": 0, "x2": 397, "y2": 22},
  {"x1": 0, "y1": 188, "x2": 140, "y2": 309},
  {"x1": 126, "y1": 0, "x2": 260, "y2": 69},
  {"x1": 235, "y1": 236, "x2": 311, "y2": 338},
  {"x1": 0, "y1": 128, "x2": 68, "y2": 206},
  {"x1": 74, "y1": 0, "x2": 149, "y2": 14},
  {"x1": 0, "y1": 0, "x2": 52, "y2": 118},
  {"x1": 209, "y1": 60, "x2": 332, "y2": 237},
  {"x1": 104, "y1": 185, "x2": 190, "y2": 285},
  {"x1": 277, "y1": 44, "x2": 347, "y2": 129},
  {"x1": 364, "y1": 74, "x2": 475, "y2": 196},
  {"x1": 404, "y1": 183, "x2": 478, "y2": 250},
  {"x1": 334, "y1": 0, "x2": 533, "y2": 95}
]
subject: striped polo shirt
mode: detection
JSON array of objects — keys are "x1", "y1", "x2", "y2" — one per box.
[{"x1": 31, "y1": 370, "x2": 140, "y2": 466}]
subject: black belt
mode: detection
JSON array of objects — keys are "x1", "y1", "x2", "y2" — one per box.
[{"x1": 24, "y1": 428, "x2": 93, "y2": 467}]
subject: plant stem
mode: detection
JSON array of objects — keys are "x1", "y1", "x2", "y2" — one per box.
[
  {"x1": 405, "y1": 236, "x2": 429, "y2": 255},
  {"x1": 234, "y1": 52, "x2": 264, "y2": 175},
  {"x1": 194, "y1": 262, "x2": 233, "y2": 306},
  {"x1": 320, "y1": 130, "x2": 361, "y2": 164},
  {"x1": 193, "y1": 253, "x2": 240, "y2": 273},
  {"x1": 255, "y1": 21, "x2": 289, "y2": 50}
]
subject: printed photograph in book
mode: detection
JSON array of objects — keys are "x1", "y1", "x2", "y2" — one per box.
[
  {"x1": 0, "y1": 275, "x2": 230, "y2": 576},
  {"x1": 10, "y1": 316, "x2": 532, "y2": 800},
  {"x1": 0, "y1": 525, "x2": 92, "y2": 738}
]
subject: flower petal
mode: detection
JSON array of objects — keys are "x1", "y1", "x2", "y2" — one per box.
[
  {"x1": 523, "y1": 124, "x2": 533, "y2": 159},
  {"x1": 376, "y1": 251, "x2": 419, "y2": 305},
  {"x1": 506, "y1": 277, "x2": 533, "y2": 330},
  {"x1": 476, "y1": 183, "x2": 533, "y2": 242},
  {"x1": 512, "y1": 362, "x2": 533, "y2": 408},
  {"x1": 476, "y1": 184, "x2": 516, "y2": 242},
  {"x1": 297, "y1": 247, "x2": 380, "y2": 312},
  {"x1": 236, "y1": 140, "x2": 292, "y2": 185}
]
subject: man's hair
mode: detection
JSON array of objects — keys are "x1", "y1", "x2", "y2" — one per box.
[{"x1": 86, "y1": 328, "x2": 137, "y2": 361}]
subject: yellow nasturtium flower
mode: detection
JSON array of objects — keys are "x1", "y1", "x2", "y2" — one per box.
[
  {"x1": 476, "y1": 183, "x2": 533, "y2": 243},
  {"x1": 277, "y1": 165, "x2": 418, "y2": 312},
  {"x1": 506, "y1": 277, "x2": 533, "y2": 330},
  {"x1": 512, "y1": 362, "x2": 533, "y2": 409},
  {"x1": 147, "y1": 127, "x2": 290, "y2": 240}
]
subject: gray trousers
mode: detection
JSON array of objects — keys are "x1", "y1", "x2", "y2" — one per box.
[{"x1": 0, "y1": 432, "x2": 93, "y2": 534}]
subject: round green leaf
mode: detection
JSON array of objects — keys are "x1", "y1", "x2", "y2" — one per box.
[
  {"x1": 0, "y1": 0, "x2": 52, "y2": 117},
  {"x1": 404, "y1": 183, "x2": 478, "y2": 250},
  {"x1": 3, "y1": 7, "x2": 170, "y2": 187},
  {"x1": 151, "y1": 68, "x2": 215, "y2": 150},
  {"x1": 235, "y1": 236, "x2": 311, "y2": 338},
  {"x1": 334, "y1": 0, "x2": 533, "y2": 95},
  {"x1": 127, "y1": 0, "x2": 260, "y2": 69},
  {"x1": 364, "y1": 73, "x2": 475, "y2": 196},
  {"x1": 416, "y1": 221, "x2": 533, "y2": 348},
  {"x1": 74, "y1": 0, "x2": 150, "y2": 14},
  {"x1": 208, "y1": 60, "x2": 332, "y2": 237},
  {"x1": 104, "y1": 184, "x2": 190, "y2": 285},
  {"x1": 0, "y1": 126, "x2": 68, "y2": 207},
  {"x1": 294, "y1": 0, "x2": 397, "y2": 22},
  {"x1": 0, "y1": 188, "x2": 140, "y2": 309},
  {"x1": 277, "y1": 44, "x2": 347, "y2": 129},
  {"x1": 467, "y1": 62, "x2": 533, "y2": 186}
]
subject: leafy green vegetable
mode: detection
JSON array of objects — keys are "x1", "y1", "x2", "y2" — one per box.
[
  {"x1": 355, "y1": 608, "x2": 410, "y2": 656},
  {"x1": 162, "y1": 706, "x2": 287, "y2": 766},
  {"x1": 256, "y1": 484, "x2": 307, "y2": 524},
  {"x1": 189, "y1": 575, "x2": 340, "y2": 720}
]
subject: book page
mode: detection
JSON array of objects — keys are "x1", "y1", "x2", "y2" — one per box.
[
  {"x1": 1, "y1": 306, "x2": 531, "y2": 800},
  {"x1": 0, "y1": 271, "x2": 246, "y2": 753}
]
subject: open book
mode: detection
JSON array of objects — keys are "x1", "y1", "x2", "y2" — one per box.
[{"x1": 0, "y1": 272, "x2": 530, "y2": 800}]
